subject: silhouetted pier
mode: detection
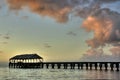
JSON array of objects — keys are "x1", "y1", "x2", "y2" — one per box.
[
  {"x1": 9, "y1": 54, "x2": 120, "y2": 71},
  {"x1": 9, "y1": 62, "x2": 120, "y2": 71}
]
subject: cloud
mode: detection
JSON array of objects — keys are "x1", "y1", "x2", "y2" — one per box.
[
  {"x1": 3, "y1": 36, "x2": 10, "y2": 39},
  {"x1": 0, "y1": 33, "x2": 10, "y2": 45},
  {"x1": 8, "y1": 0, "x2": 118, "y2": 22},
  {"x1": 3, "y1": 33, "x2": 10, "y2": 39},
  {"x1": 66, "y1": 31, "x2": 77, "y2": 36},
  {"x1": 44, "y1": 43, "x2": 52, "y2": 48},
  {"x1": 7, "y1": 0, "x2": 76, "y2": 23},
  {"x1": 80, "y1": 49, "x2": 120, "y2": 62},
  {"x1": 21, "y1": 16, "x2": 29, "y2": 19},
  {"x1": 0, "y1": 33, "x2": 10, "y2": 40},
  {"x1": 7, "y1": 0, "x2": 120, "y2": 58},
  {"x1": 0, "y1": 33, "x2": 10, "y2": 55},
  {"x1": 110, "y1": 46, "x2": 120, "y2": 55},
  {"x1": 81, "y1": 7, "x2": 120, "y2": 48},
  {"x1": 2, "y1": 42, "x2": 8, "y2": 44},
  {"x1": 7, "y1": 0, "x2": 120, "y2": 47}
]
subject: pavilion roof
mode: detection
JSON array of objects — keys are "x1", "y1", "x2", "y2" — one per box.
[{"x1": 10, "y1": 54, "x2": 43, "y2": 60}]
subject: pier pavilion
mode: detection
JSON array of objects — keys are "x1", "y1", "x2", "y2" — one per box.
[{"x1": 9, "y1": 54, "x2": 43, "y2": 68}]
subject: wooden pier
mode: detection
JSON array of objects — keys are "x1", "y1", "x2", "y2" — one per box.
[
  {"x1": 9, "y1": 54, "x2": 120, "y2": 71},
  {"x1": 9, "y1": 62, "x2": 120, "y2": 71}
]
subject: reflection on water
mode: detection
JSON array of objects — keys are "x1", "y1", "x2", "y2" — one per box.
[{"x1": 0, "y1": 67, "x2": 120, "y2": 80}]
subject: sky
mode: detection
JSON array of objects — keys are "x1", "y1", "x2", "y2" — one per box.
[{"x1": 0, "y1": 0, "x2": 120, "y2": 62}]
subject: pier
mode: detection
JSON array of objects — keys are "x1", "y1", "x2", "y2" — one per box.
[
  {"x1": 9, "y1": 62, "x2": 120, "y2": 71},
  {"x1": 9, "y1": 54, "x2": 120, "y2": 71},
  {"x1": 42, "y1": 62, "x2": 120, "y2": 71}
]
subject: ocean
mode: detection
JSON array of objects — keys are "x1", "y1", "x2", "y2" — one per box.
[{"x1": 0, "y1": 67, "x2": 120, "y2": 80}]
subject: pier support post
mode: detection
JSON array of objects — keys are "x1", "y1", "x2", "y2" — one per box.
[
  {"x1": 105, "y1": 63, "x2": 108, "y2": 71},
  {"x1": 57, "y1": 64, "x2": 61, "y2": 69},
  {"x1": 63, "y1": 64, "x2": 67, "y2": 69},
  {"x1": 95, "y1": 63, "x2": 98, "y2": 70},
  {"x1": 90, "y1": 63, "x2": 92, "y2": 70},
  {"x1": 46, "y1": 64, "x2": 49, "y2": 69},
  {"x1": 40, "y1": 63, "x2": 44, "y2": 69},
  {"x1": 78, "y1": 63, "x2": 80, "y2": 69},
  {"x1": 70, "y1": 63, "x2": 73, "y2": 69},
  {"x1": 110, "y1": 63, "x2": 114, "y2": 71},
  {"x1": 81, "y1": 63, "x2": 83, "y2": 70},
  {"x1": 86, "y1": 63, "x2": 88, "y2": 70},
  {"x1": 72, "y1": 63, "x2": 75, "y2": 69},
  {"x1": 52, "y1": 64, "x2": 55, "y2": 69},
  {"x1": 66, "y1": 64, "x2": 68, "y2": 69},
  {"x1": 116, "y1": 63, "x2": 119, "y2": 71},
  {"x1": 99, "y1": 63, "x2": 103, "y2": 70},
  {"x1": 42, "y1": 63, "x2": 44, "y2": 68}
]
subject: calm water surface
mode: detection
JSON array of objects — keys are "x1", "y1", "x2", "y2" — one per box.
[{"x1": 0, "y1": 67, "x2": 120, "y2": 80}]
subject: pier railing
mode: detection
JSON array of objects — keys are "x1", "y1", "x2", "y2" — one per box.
[{"x1": 9, "y1": 62, "x2": 120, "y2": 71}]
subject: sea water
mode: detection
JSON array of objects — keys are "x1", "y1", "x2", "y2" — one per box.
[{"x1": 0, "y1": 67, "x2": 120, "y2": 80}]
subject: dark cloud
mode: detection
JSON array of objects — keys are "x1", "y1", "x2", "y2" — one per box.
[
  {"x1": 0, "y1": 33, "x2": 10, "y2": 55},
  {"x1": 3, "y1": 36, "x2": 10, "y2": 39},
  {"x1": 2, "y1": 42, "x2": 8, "y2": 44},
  {"x1": 44, "y1": 43, "x2": 52, "y2": 48},
  {"x1": 0, "y1": 33, "x2": 10, "y2": 40},
  {"x1": 3, "y1": 33, "x2": 10, "y2": 39},
  {"x1": 0, "y1": 33, "x2": 10, "y2": 45},
  {"x1": 3, "y1": 35, "x2": 10, "y2": 39},
  {"x1": 67, "y1": 31, "x2": 77, "y2": 36},
  {"x1": 21, "y1": 16, "x2": 29, "y2": 19}
]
